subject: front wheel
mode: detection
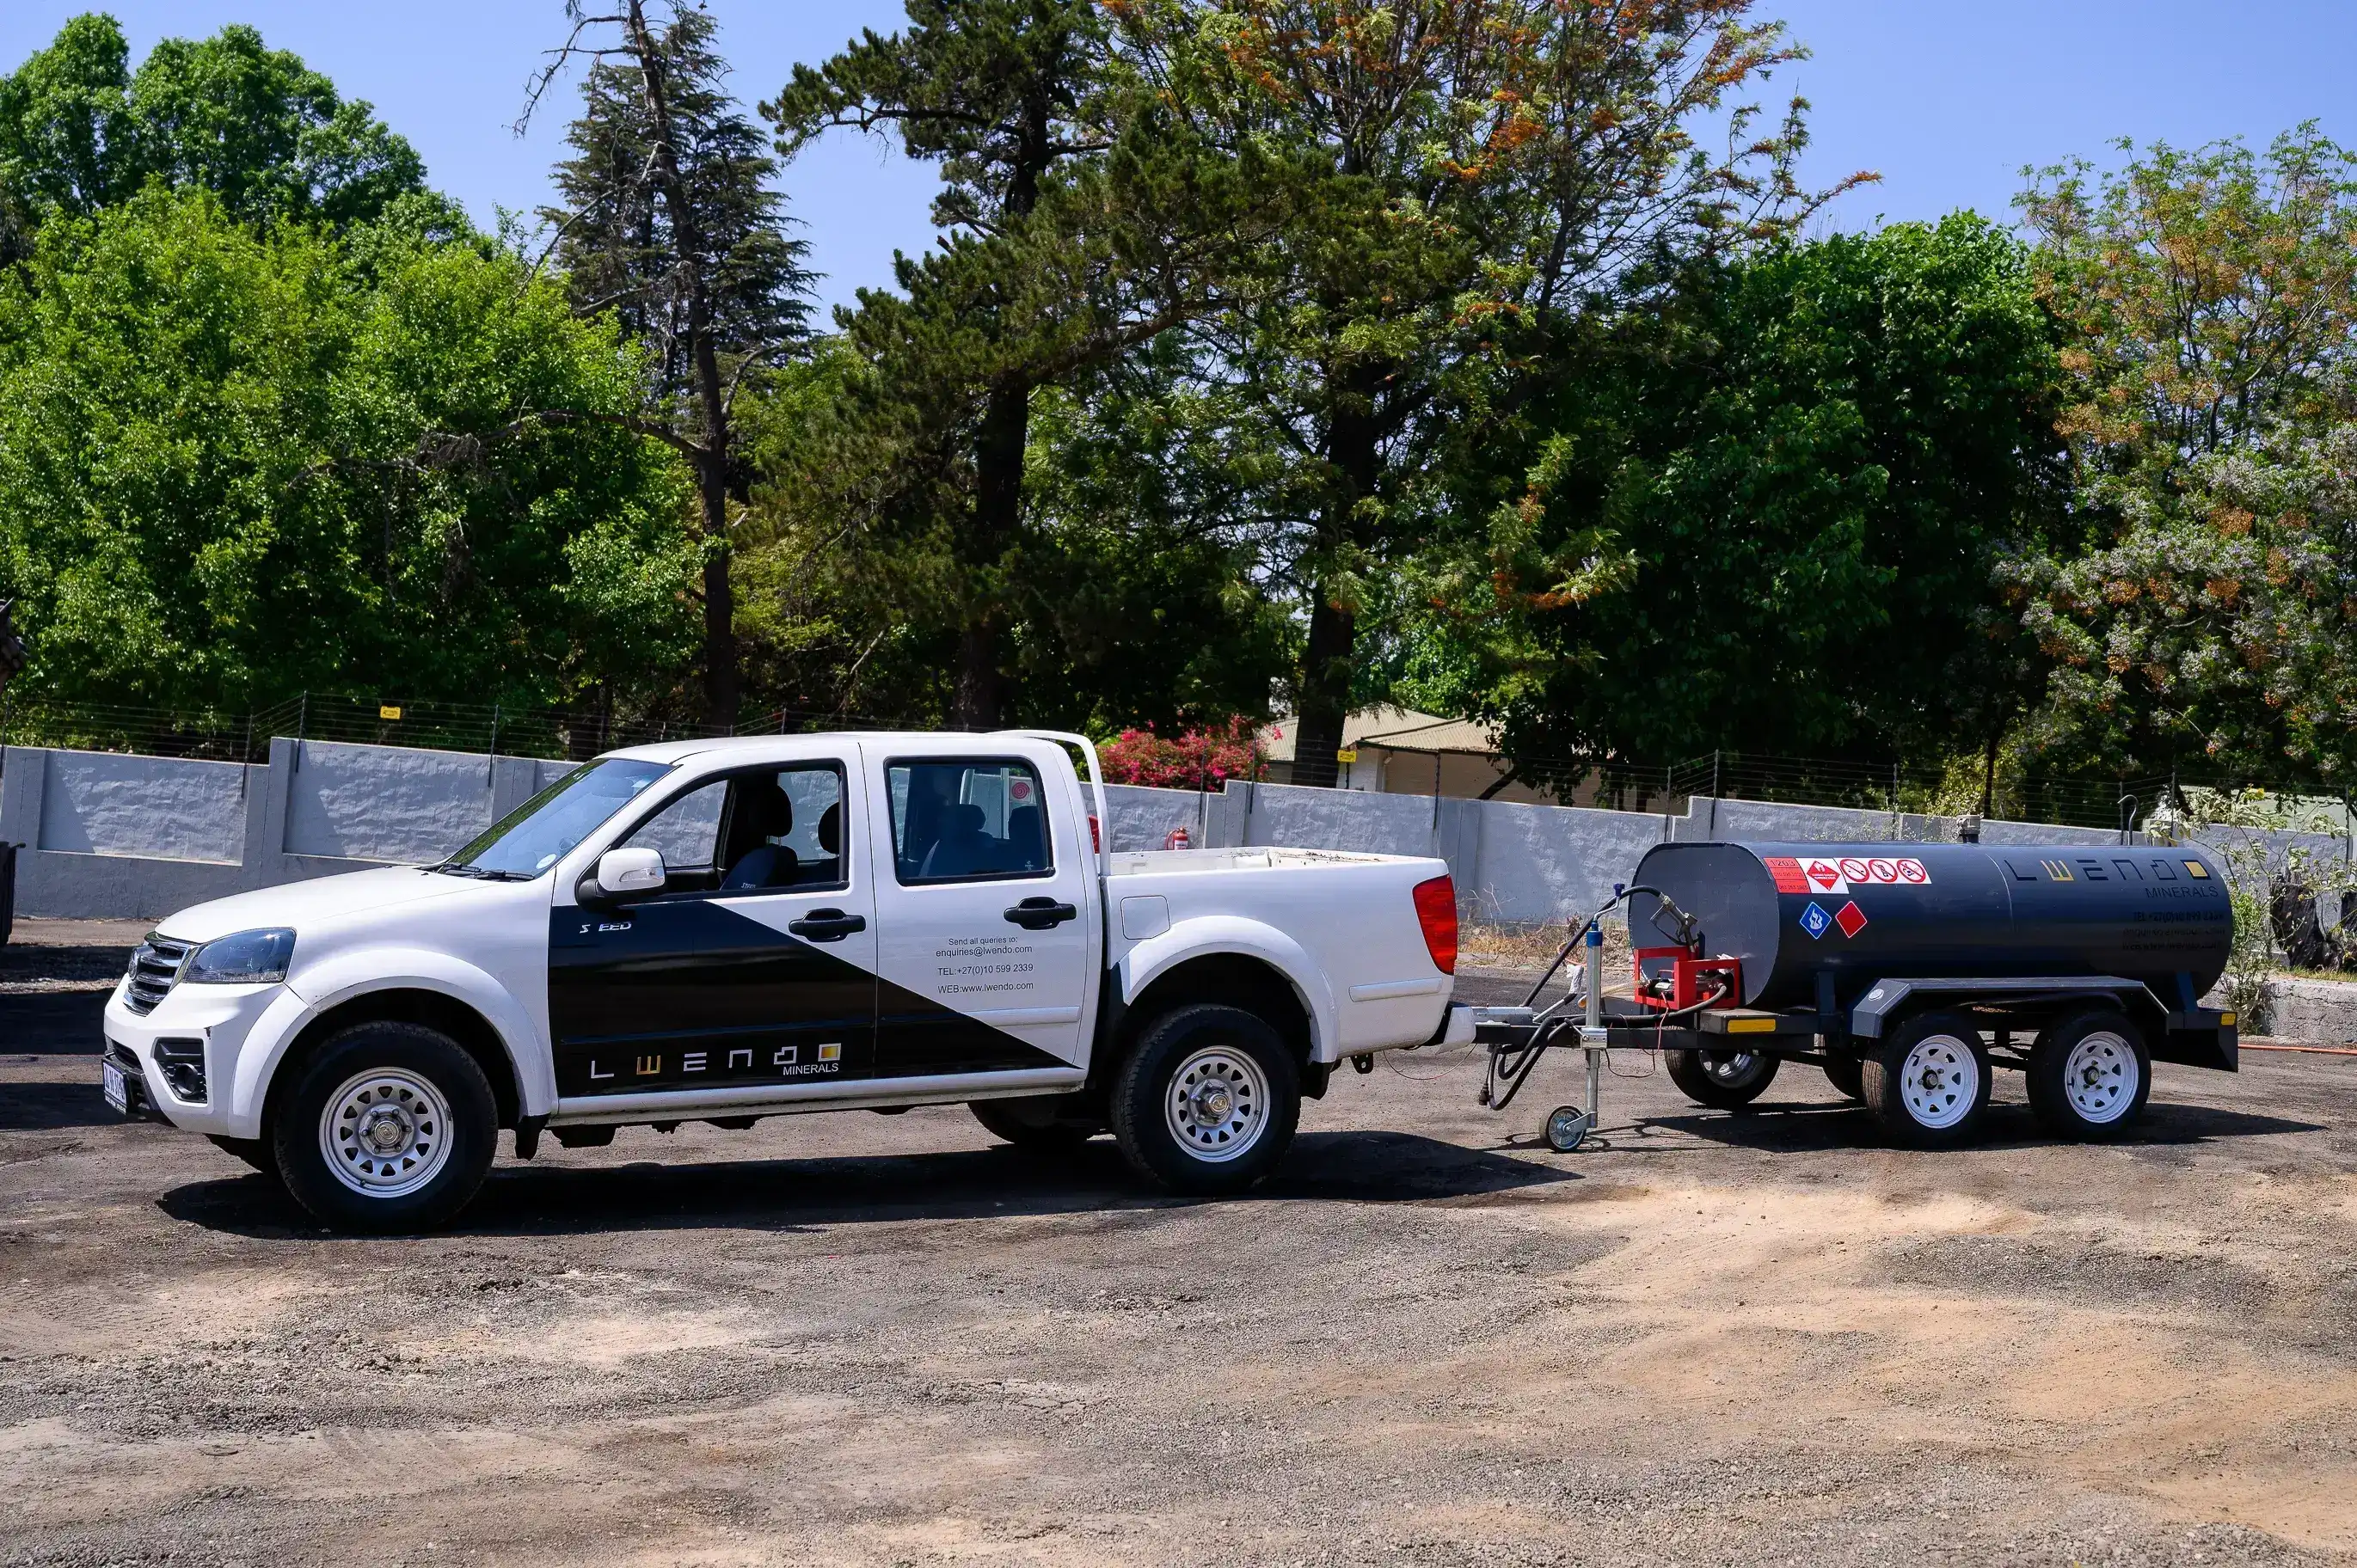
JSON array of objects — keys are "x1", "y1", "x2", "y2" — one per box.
[
  {"x1": 1663, "y1": 1048, "x2": 1780, "y2": 1109},
  {"x1": 1109, "y1": 1003, "x2": 1300, "y2": 1195},
  {"x1": 2027, "y1": 1010, "x2": 2151, "y2": 1139},
  {"x1": 1861, "y1": 1011, "x2": 1992, "y2": 1149},
  {"x1": 272, "y1": 1021, "x2": 499, "y2": 1234}
]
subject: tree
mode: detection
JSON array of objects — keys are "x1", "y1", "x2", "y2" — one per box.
[
  {"x1": 764, "y1": 1, "x2": 1114, "y2": 728},
  {"x1": 0, "y1": 14, "x2": 429, "y2": 258},
  {"x1": 1113, "y1": 0, "x2": 1844, "y2": 785},
  {"x1": 2008, "y1": 127, "x2": 2357, "y2": 779},
  {"x1": 531, "y1": 0, "x2": 815, "y2": 727},
  {"x1": 1399, "y1": 216, "x2": 2067, "y2": 781},
  {"x1": 0, "y1": 187, "x2": 695, "y2": 710}
]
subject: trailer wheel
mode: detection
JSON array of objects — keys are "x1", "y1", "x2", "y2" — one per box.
[
  {"x1": 1109, "y1": 1003, "x2": 1299, "y2": 1196},
  {"x1": 272, "y1": 1021, "x2": 499, "y2": 1234},
  {"x1": 1821, "y1": 1055, "x2": 1865, "y2": 1102},
  {"x1": 1861, "y1": 1011, "x2": 1992, "y2": 1148},
  {"x1": 970, "y1": 1094, "x2": 1100, "y2": 1153},
  {"x1": 2027, "y1": 1010, "x2": 2151, "y2": 1139},
  {"x1": 1663, "y1": 1048, "x2": 1780, "y2": 1110}
]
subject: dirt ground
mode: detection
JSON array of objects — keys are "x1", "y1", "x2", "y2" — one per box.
[{"x1": 7, "y1": 919, "x2": 2357, "y2": 1566}]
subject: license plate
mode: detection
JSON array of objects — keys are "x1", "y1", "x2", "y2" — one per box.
[{"x1": 102, "y1": 1059, "x2": 129, "y2": 1115}]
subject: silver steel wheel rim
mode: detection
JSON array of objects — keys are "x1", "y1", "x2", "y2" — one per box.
[
  {"x1": 1900, "y1": 1035, "x2": 1979, "y2": 1130},
  {"x1": 2063, "y1": 1032, "x2": 2137, "y2": 1124},
  {"x1": 1164, "y1": 1045, "x2": 1269, "y2": 1164},
  {"x1": 1702, "y1": 1050, "x2": 1765, "y2": 1087},
  {"x1": 320, "y1": 1068, "x2": 453, "y2": 1199}
]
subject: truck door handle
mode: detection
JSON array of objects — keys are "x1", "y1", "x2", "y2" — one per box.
[
  {"x1": 1004, "y1": 897, "x2": 1077, "y2": 930},
  {"x1": 788, "y1": 909, "x2": 867, "y2": 942}
]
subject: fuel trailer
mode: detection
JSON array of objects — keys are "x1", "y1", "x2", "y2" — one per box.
[{"x1": 1476, "y1": 841, "x2": 2239, "y2": 1150}]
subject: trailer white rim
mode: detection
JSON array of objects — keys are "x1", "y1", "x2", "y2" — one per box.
[
  {"x1": 2063, "y1": 1032, "x2": 2138, "y2": 1124},
  {"x1": 1164, "y1": 1045, "x2": 1268, "y2": 1163},
  {"x1": 1900, "y1": 1035, "x2": 1979, "y2": 1130},
  {"x1": 320, "y1": 1068, "x2": 453, "y2": 1198}
]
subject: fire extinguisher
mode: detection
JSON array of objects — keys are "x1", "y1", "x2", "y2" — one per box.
[{"x1": 1164, "y1": 826, "x2": 1192, "y2": 850}]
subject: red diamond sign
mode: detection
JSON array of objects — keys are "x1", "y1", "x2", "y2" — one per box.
[{"x1": 1834, "y1": 900, "x2": 1868, "y2": 939}]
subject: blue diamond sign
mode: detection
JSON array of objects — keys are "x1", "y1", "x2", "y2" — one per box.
[{"x1": 1799, "y1": 901, "x2": 1832, "y2": 940}]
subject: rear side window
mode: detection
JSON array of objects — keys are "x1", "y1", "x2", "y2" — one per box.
[{"x1": 887, "y1": 759, "x2": 1051, "y2": 884}]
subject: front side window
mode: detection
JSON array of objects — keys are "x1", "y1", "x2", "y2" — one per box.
[
  {"x1": 610, "y1": 766, "x2": 850, "y2": 897},
  {"x1": 441, "y1": 758, "x2": 671, "y2": 879},
  {"x1": 887, "y1": 759, "x2": 1051, "y2": 884}
]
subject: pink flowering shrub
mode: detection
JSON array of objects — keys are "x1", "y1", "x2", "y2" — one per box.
[{"x1": 1099, "y1": 718, "x2": 1265, "y2": 789}]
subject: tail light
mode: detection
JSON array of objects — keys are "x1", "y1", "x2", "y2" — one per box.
[
  {"x1": 1412, "y1": 875, "x2": 1458, "y2": 975},
  {"x1": 1089, "y1": 815, "x2": 1101, "y2": 854}
]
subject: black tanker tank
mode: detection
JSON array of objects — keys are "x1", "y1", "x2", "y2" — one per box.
[{"x1": 1624, "y1": 841, "x2": 2234, "y2": 1012}]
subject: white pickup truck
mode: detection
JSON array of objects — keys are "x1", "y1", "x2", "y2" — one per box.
[{"x1": 101, "y1": 731, "x2": 1473, "y2": 1230}]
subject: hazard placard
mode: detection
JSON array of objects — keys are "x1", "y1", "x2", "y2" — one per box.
[
  {"x1": 1763, "y1": 856, "x2": 1809, "y2": 894},
  {"x1": 1797, "y1": 856, "x2": 1848, "y2": 894}
]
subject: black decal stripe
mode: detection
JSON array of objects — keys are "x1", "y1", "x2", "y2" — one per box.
[
  {"x1": 548, "y1": 901, "x2": 1068, "y2": 1096},
  {"x1": 875, "y1": 972, "x2": 1071, "y2": 1077}
]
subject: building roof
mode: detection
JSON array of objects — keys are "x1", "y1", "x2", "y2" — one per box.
[{"x1": 1259, "y1": 706, "x2": 1501, "y2": 763}]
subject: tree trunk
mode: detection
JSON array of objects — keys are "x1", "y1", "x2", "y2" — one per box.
[
  {"x1": 1291, "y1": 364, "x2": 1384, "y2": 788},
  {"x1": 949, "y1": 376, "x2": 1031, "y2": 729},
  {"x1": 626, "y1": 0, "x2": 738, "y2": 729},
  {"x1": 1291, "y1": 597, "x2": 1356, "y2": 788}
]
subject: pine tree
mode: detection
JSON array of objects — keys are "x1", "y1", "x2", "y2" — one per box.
[
  {"x1": 765, "y1": 1, "x2": 1110, "y2": 729},
  {"x1": 532, "y1": 1, "x2": 814, "y2": 727}
]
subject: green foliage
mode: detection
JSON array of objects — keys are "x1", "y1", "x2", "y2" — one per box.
[
  {"x1": 1409, "y1": 216, "x2": 2066, "y2": 777},
  {"x1": 1107, "y1": 0, "x2": 1838, "y2": 781},
  {"x1": 2009, "y1": 128, "x2": 2357, "y2": 781},
  {"x1": 0, "y1": 13, "x2": 430, "y2": 256},
  {"x1": 0, "y1": 187, "x2": 695, "y2": 709}
]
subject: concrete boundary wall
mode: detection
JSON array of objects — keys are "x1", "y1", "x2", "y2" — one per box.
[{"x1": 5, "y1": 740, "x2": 2352, "y2": 926}]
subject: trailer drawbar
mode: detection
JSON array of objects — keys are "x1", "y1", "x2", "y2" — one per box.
[{"x1": 1476, "y1": 841, "x2": 2237, "y2": 1152}]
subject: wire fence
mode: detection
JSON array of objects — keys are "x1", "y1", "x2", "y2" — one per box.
[{"x1": 0, "y1": 693, "x2": 2347, "y2": 836}]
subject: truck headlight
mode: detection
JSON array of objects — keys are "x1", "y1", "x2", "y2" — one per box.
[{"x1": 184, "y1": 928, "x2": 296, "y2": 985}]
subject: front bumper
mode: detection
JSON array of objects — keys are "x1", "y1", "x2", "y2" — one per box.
[{"x1": 101, "y1": 976, "x2": 303, "y2": 1138}]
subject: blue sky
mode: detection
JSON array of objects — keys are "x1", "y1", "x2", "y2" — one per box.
[{"x1": 5, "y1": 2, "x2": 2353, "y2": 315}]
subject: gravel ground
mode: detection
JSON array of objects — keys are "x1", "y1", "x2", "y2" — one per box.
[{"x1": 4, "y1": 933, "x2": 2356, "y2": 1565}]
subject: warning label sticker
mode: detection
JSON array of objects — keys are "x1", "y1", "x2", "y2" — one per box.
[
  {"x1": 1797, "y1": 856, "x2": 1848, "y2": 894},
  {"x1": 1799, "y1": 902, "x2": 1832, "y2": 940},
  {"x1": 1844, "y1": 856, "x2": 1932, "y2": 886},
  {"x1": 1835, "y1": 900, "x2": 1869, "y2": 939},
  {"x1": 1764, "y1": 856, "x2": 1809, "y2": 894}
]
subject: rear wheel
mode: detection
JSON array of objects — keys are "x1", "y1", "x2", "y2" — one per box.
[
  {"x1": 970, "y1": 1094, "x2": 1100, "y2": 1153},
  {"x1": 2027, "y1": 1010, "x2": 2151, "y2": 1139},
  {"x1": 1110, "y1": 1003, "x2": 1299, "y2": 1195},
  {"x1": 272, "y1": 1021, "x2": 499, "y2": 1234},
  {"x1": 1861, "y1": 1011, "x2": 1992, "y2": 1149},
  {"x1": 1663, "y1": 1048, "x2": 1780, "y2": 1109},
  {"x1": 1821, "y1": 1054, "x2": 1865, "y2": 1102}
]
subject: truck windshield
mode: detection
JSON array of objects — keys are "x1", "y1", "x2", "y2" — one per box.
[{"x1": 436, "y1": 758, "x2": 672, "y2": 879}]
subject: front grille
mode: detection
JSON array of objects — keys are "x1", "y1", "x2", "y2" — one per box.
[{"x1": 123, "y1": 935, "x2": 195, "y2": 1015}]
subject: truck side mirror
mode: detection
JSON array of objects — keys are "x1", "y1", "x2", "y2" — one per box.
[{"x1": 579, "y1": 846, "x2": 665, "y2": 906}]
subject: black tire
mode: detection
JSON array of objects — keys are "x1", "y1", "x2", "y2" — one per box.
[
  {"x1": 1109, "y1": 1003, "x2": 1300, "y2": 1195},
  {"x1": 1860, "y1": 1010, "x2": 1992, "y2": 1149},
  {"x1": 1663, "y1": 1047, "x2": 1781, "y2": 1109},
  {"x1": 207, "y1": 1135, "x2": 277, "y2": 1175},
  {"x1": 2027, "y1": 1009, "x2": 2151, "y2": 1140},
  {"x1": 1821, "y1": 1054, "x2": 1865, "y2": 1102},
  {"x1": 970, "y1": 1094, "x2": 1101, "y2": 1152},
  {"x1": 271, "y1": 1021, "x2": 499, "y2": 1234}
]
